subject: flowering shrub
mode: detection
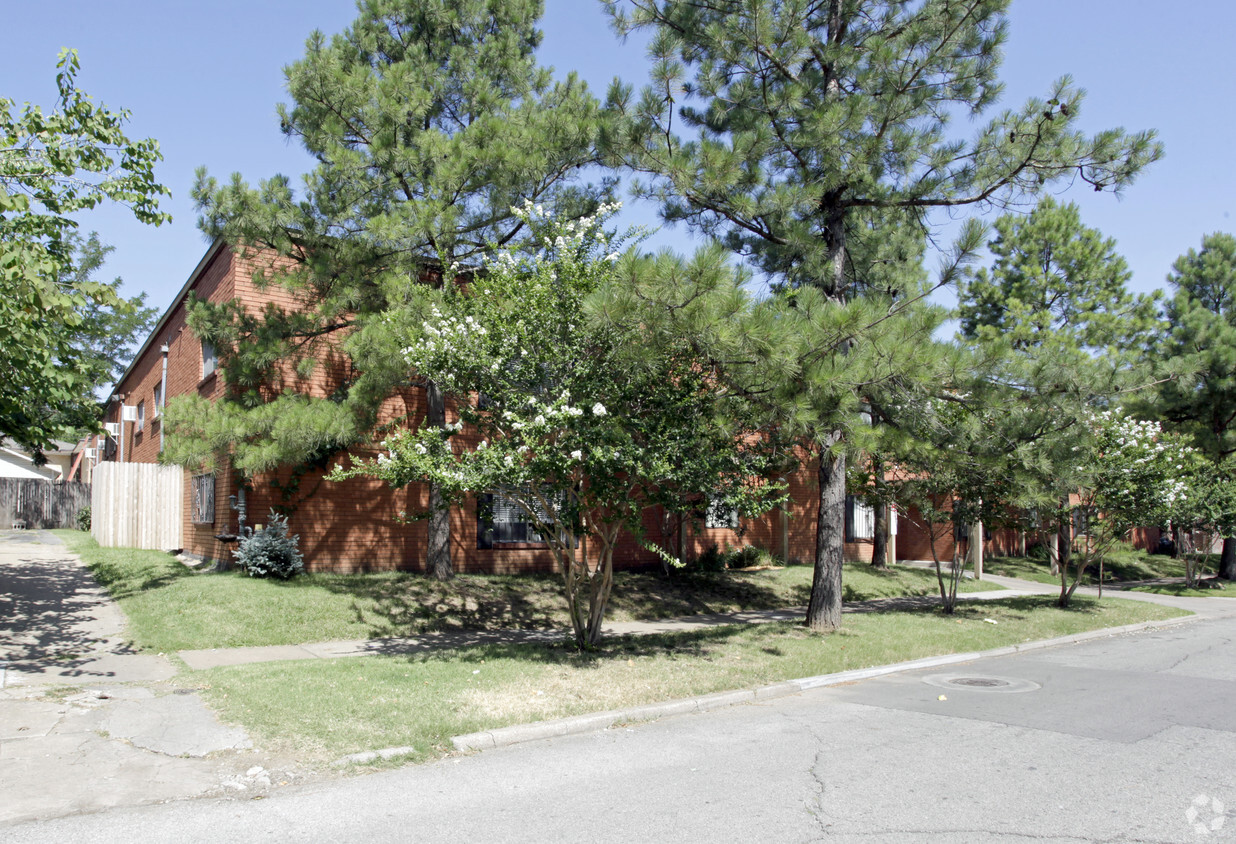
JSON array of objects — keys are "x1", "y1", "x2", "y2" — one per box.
[{"x1": 333, "y1": 202, "x2": 780, "y2": 647}]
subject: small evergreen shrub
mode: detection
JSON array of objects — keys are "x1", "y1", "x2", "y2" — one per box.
[
  {"x1": 725, "y1": 545, "x2": 770, "y2": 569},
  {"x1": 234, "y1": 511, "x2": 304, "y2": 579},
  {"x1": 75, "y1": 506, "x2": 92, "y2": 532},
  {"x1": 691, "y1": 544, "x2": 726, "y2": 572}
]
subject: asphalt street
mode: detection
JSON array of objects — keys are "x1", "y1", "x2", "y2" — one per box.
[{"x1": 3, "y1": 604, "x2": 1234, "y2": 843}]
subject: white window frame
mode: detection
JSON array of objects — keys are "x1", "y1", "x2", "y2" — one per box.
[
  {"x1": 136, "y1": 400, "x2": 146, "y2": 432},
  {"x1": 201, "y1": 339, "x2": 217, "y2": 379}
]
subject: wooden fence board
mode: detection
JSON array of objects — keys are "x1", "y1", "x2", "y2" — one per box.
[
  {"x1": 0, "y1": 478, "x2": 92, "y2": 530},
  {"x1": 91, "y1": 463, "x2": 183, "y2": 550}
]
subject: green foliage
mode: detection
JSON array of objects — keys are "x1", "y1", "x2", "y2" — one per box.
[
  {"x1": 602, "y1": 0, "x2": 1161, "y2": 630},
  {"x1": 1153, "y1": 233, "x2": 1236, "y2": 461},
  {"x1": 176, "y1": 0, "x2": 607, "y2": 477},
  {"x1": 74, "y1": 505, "x2": 91, "y2": 532},
  {"x1": 959, "y1": 197, "x2": 1160, "y2": 355},
  {"x1": 332, "y1": 205, "x2": 784, "y2": 646},
  {"x1": 0, "y1": 49, "x2": 170, "y2": 456},
  {"x1": 234, "y1": 511, "x2": 305, "y2": 580}
]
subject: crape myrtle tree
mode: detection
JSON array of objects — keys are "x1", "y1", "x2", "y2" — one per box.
[
  {"x1": 601, "y1": 0, "x2": 1161, "y2": 630},
  {"x1": 332, "y1": 205, "x2": 783, "y2": 648},
  {"x1": 1060, "y1": 412, "x2": 1194, "y2": 607},
  {"x1": 172, "y1": 0, "x2": 606, "y2": 579},
  {"x1": 957, "y1": 198, "x2": 1160, "y2": 575},
  {"x1": 1151, "y1": 233, "x2": 1236, "y2": 579},
  {"x1": 1, "y1": 49, "x2": 169, "y2": 458}
]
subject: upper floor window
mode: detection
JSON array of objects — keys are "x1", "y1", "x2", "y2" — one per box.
[
  {"x1": 153, "y1": 381, "x2": 163, "y2": 418},
  {"x1": 201, "y1": 339, "x2": 217, "y2": 379},
  {"x1": 136, "y1": 400, "x2": 146, "y2": 432}
]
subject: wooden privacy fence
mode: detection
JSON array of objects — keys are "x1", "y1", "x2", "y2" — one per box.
[
  {"x1": 91, "y1": 463, "x2": 184, "y2": 551},
  {"x1": 0, "y1": 478, "x2": 91, "y2": 529}
]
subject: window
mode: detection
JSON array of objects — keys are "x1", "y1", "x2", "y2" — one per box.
[
  {"x1": 136, "y1": 400, "x2": 146, "y2": 432},
  {"x1": 191, "y1": 474, "x2": 216, "y2": 524},
  {"x1": 477, "y1": 487, "x2": 549, "y2": 548},
  {"x1": 153, "y1": 382, "x2": 163, "y2": 418},
  {"x1": 201, "y1": 339, "x2": 217, "y2": 379},
  {"x1": 704, "y1": 497, "x2": 739, "y2": 529},
  {"x1": 844, "y1": 495, "x2": 875, "y2": 542}
]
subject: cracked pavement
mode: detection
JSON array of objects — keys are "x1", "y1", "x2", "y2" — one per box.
[
  {"x1": 0, "y1": 533, "x2": 297, "y2": 825},
  {"x1": 2, "y1": 577, "x2": 1233, "y2": 841}
]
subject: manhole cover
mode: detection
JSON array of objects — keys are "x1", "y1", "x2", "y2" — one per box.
[
  {"x1": 923, "y1": 674, "x2": 1041, "y2": 693},
  {"x1": 950, "y1": 677, "x2": 1010, "y2": 688}
]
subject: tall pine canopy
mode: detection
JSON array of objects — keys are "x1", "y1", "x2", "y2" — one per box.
[
  {"x1": 169, "y1": 0, "x2": 606, "y2": 578},
  {"x1": 602, "y1": 0, "x2": 1162, "y2": 629},
  {"x1": 1154, "y1": 233, "x2": 1236, "y2": 578}
]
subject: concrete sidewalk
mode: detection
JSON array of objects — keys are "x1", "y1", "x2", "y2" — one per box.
[{"x1": 0, "y1": 531, "x2": 292, "y2": 825}]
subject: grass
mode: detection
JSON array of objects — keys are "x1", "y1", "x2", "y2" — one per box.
[
  {"x1": 1131, "y1": 583, "x2": 1230, "y2": 598},
  {"x1": 984, "y1": 547, "x2": 1193, "y2": 588},
  {"x1": 54, "y1": 530, "x2": 999, "y2": 652},
  {"x1": 188, "y1": 595, "x2": 1187, "y2": 764}
]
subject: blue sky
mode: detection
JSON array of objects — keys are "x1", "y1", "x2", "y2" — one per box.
[{"x1": 5, "y1": 1, "x2": 1233, "y2": 331}]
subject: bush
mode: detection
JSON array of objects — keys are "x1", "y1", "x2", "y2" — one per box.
[
  {"x1": 691, "y1": 544, "x2": 726, "y2": 572},
  {"x1": 725, "y1": 545, "x2": 773, "y2": 569},
  {"x1": 234, "y1": 511, "x2": 304, "y2": 579},
  {"x1": 75, "y1": 506, "x2": 91, "y2": 532}
]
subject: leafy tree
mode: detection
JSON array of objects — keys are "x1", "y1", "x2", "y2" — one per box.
[
  {"x1": 1061, "y1": 413, "x2": 1195, "y2": 606},
  {"x1": 1, "y1": 49, "x2": 169, "y2": 458},
  {"x1": 957, "y1": 198, "x2": 1159, "y2": 574},
  {"x1": 1152, "y1": 233, "x2": 1236, "y2": 578},
  {"x1": 602, "y1": 0, "x2": 1161, "y2": 630},
  {"x1": 332, "y1": 205, "x2": 782, "y2": 647},
  {"x1": 176, "y1": 0, "x2": 605, "y2": 579}
]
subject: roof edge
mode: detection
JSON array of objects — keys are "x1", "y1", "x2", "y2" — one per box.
[{"x1": 107, "y1": 237, "x2": 228, "y2": 403}]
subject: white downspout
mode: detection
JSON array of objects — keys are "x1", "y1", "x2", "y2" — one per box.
[{"x1": 159, "y1": 342, "x2": 169, "y2": 453}]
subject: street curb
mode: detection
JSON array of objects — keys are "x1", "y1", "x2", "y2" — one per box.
[{"x1": 450, "y1": 612, "x2": 1198, "y2": 753}]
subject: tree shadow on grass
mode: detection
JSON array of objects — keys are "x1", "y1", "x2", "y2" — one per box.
[{"x1": 404, "y1": 623, "x2": 764, "y2": 669}]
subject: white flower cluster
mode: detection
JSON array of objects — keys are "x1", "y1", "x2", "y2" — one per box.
[{"x1": 404, "y1": 307, "x2": 488, "y2": 366}]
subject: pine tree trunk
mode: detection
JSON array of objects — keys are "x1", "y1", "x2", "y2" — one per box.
[
  {"x1": 870, "y1": 500, "x2": 888, "y2": 569},
  {"x1": 1220, "y1": 536, "x2": 1236, "y2": 580},
  {"x1": 425, "y1": 380, "x2": 453, "y2": 580},
  {"x1": 807, "y1": 438, "x2": 845, "y2": 631}
]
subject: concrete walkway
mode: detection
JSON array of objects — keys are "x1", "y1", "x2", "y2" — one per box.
[
  {"x1": 4, "y1": 534, "x2": 1231, "y2": 828},
  {"x1": 0, "y1": 531, "x2": 291, "y2": 825}
]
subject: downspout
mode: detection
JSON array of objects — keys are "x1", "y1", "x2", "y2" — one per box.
[{"x1": 159, "y1": 342, "x2": 169, "y2": 453}]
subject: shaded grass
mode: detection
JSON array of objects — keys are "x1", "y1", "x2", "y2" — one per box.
[
  {"x1": 985, "y1": 549, "x2": 1191, "y2": 587},
  {"x1": 54, "y1": 530, "x2": 998, "y2": 652},
  {"x1": 1131, "y1": 582, "x2": 1231, "y2": 598},
  {"x1": 191, "y1": 595, "x2": 1187, "y2": 764}
]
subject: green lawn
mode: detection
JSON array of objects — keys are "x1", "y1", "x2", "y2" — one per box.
[
  {"x1": 55, "y1": 530, "x2": 998, "y2": 652},
  {"x1": 984, "y1": 548, "x2": 1192, "y2": 587},
  {"x1": 187, "y1": 596, "x2": 1187, "y2": 763}
]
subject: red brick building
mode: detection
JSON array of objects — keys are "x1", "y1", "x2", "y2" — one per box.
[{"x1": 99, "y1": 241, "x2": 951, "y2": 573}]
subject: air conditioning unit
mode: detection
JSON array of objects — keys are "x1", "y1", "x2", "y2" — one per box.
[
  {"x1": 121, "y1": 405, "x2": 138, "y2": 422},
  {"x1": 104, "y1": 422, "x2": 120, "y2": 437},
  {"x1": 83, "y1": 448, "x2": 96, "y2": 460}
]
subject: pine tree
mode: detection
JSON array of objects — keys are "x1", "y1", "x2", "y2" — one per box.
[
  {"x1": 175, "y1": 0, "x2": 605, "y2": 579},
  {"x1": 603, "y1": 0, "x2": 1161, "y2": 630},
  {"x1": 1153, "y1": 233, "x2": 1236, "y2": 578},
  {"x1": 957, "y1": 199, "x2": 1158, "y2": 578}
]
